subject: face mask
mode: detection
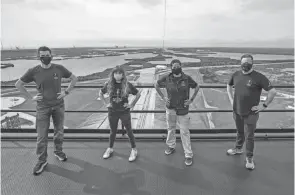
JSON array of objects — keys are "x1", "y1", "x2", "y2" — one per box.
[
  {"x1": 241, "y1": 63, "x2": 253, "y2": 72},
  {"x1": 40, "y1": 57, "x2": 52, "y2": 65},
  {"x1": 171, "y1": 67, "x2": 182, "y2": 75}
]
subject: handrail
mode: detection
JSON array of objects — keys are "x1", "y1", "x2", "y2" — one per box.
[
  {"x1": 1, "y1": 109, "x2": 294, "y2": 113},
  {"x1": 1, "y1": 84, "x2": 294, "y2": 139},
  {"x1": 2, "y1": 128, "x2": 294, "y2": 133},
  {"x1": 1, "y1": 84, "x2": 294, "y2": 88}
]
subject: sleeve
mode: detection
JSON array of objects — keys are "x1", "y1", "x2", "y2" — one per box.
[
  {"x1": 129, "y1": 82, "x2": 139, "y2": 95},
  {"x1": 260, "y1": 74, "x2": 274, "y2": 91},
  {"x1": 156, "y1": 75, "x2": 168, "y2": 88},
  {"x1": 59, "y1": 65, "x2": 72, "y2": 78},
  {"x1": 20, "y1": 68, "x2": 34, "y2": 83},
  {"x1": 228, "y1": 74, "x2": 234, "y2": 86},
  {"x1": 188, "y1": 76, "x2": 198, "y2": 88},
  {"x1": 101, "y1": 82, "x2": 108, "y2": 94}
]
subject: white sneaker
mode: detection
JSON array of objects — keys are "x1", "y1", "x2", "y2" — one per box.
[
  {"x1": 245, "y1": 157, "x2": 255, "y2": 170},
  {"x1": 226, "y1": 148, "x2": 243, "y2": 155},
  {"x1": 103, "y1": 148, "x2": 113, "y2": 159},
  {"x1": 129, "y1": 148, "x2": 137, "y2": 162}
]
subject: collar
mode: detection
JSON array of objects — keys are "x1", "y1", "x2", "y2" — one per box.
[
  {"x1": 242, "y1": 69, "x2": 254, "y2": 75},
  {"x1": 168, "y1": 72, "x2": 187, "y2": 79}
]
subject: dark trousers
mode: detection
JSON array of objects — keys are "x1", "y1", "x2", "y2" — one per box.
[
  {"x1": 36, "y1": 104, "x2": 65, "y2": 162},
  {"x1": 108, "y1": 110, "x2": 136, "y2": 148},
  {"x1": 233, "y1": 112, "x2": 259, "y2": 158}
]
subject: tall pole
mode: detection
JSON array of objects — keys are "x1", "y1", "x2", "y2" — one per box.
[{"x1": 162, "y1": 0, "x2": 167, "y2": 51}]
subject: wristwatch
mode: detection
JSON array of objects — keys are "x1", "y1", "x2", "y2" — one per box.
[
  {"x1": 263, "y1": 103, "x2": 268, "y2": 108},
  {"x1": 65, "y1": 90, "x2": 69, "y2": 95}
]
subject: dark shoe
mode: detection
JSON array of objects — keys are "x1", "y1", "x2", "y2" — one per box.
[
  {"x1": 33, "y1": 161, "x2": 48, "y2": 175},
  {"x1": 184, "y1": 157, "x2": 193, "y2": 166},
  {"x1": 164, "y1": 147, "x2": 175, "y2": 155},
  {"x1": 54, "y1": 151, "x2": 67, "y2": 161}
]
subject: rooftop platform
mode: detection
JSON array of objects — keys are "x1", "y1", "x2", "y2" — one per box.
[{"x1": 2, "y1": 140, "x2": 294, "y2": 195}]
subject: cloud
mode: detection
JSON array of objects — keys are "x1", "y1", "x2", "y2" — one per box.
[
  {"x1": 2, "y1": 0, "x2": 85, "y2": 10},
  {"x1": 1, "y1": 0, "x2": 293, "y2": 48},
  {"x1": 136, "y1": 0, "x2": 163, "y2": 7},
  {"x1": 241, "y1": 0, "x2": 294, "y2": 11}
]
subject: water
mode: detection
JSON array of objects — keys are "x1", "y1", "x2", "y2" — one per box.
[
  {"x1": 1, "y1": 51, "x2": 293, "y2": 81},
  {"x1": 148, "y1": 56, "x2": 201, "y2": 65},
  {"x1": 1, "y1": 53, "x2": 156, "y2": 81},
  {"x1": 206, "y1": 52, "x2": 294, "y2": 60}
]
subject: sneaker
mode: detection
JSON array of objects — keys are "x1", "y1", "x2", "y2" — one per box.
[
  {"x1": 103, "y1": 148, "x2": 114, "y2": 159},
  {"x1": 129, "y1": 148, "x2": 138, "y2": 162},
  {"x1": 54, "y1": 151, "x2": 68, "y2": 161},
  {"x1": 245, "y1": 157, "x2": 255, "y2": 170},
  {"x1": 165, "y1": 147, "x2": 175, "y2": 155},
  {"x1": 33, "y1": 161, "x2": 48, "y2": 175},
  {"x1": 226, "y1": 148, "x2": 243, "y2": 155},
  {"x1": 184, "y1": 157, "x2": 193, "y2": 166}
]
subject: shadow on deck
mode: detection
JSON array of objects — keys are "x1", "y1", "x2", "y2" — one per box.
[{"x1": 1, "y1": 140, "x2": 294, "y2": 195}]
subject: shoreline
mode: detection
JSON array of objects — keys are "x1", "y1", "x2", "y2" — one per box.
[
  {"x1": 1, "y1": 52, "x2": 294, "y2": 85},
  {"x1": 1, "y1": 58, "x2": 294, "y2": 86}
]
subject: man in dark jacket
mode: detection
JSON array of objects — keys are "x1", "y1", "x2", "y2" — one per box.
[{"x1": 155, "y1": 59, "x2": 200, "y2": 166}]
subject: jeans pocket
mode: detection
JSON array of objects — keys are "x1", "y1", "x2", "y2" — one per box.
[
  {"x1": 36, "y1": 107, "x2": 50, "y2": 120},
  {"x1": 245, "y1": 113, "x2": 259, "y2": 125}
]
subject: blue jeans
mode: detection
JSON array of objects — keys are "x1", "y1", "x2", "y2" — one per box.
[
  {"x1": 36, "y1": 104, "x2": 65, "y2": 162},
  {"x1": 234, "y1": 112, "x2": 259, "y2": 158}
]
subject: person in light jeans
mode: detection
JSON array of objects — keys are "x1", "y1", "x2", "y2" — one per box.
[{"x1": 155, "y1": 59, "x2": 199, "y2": 166}]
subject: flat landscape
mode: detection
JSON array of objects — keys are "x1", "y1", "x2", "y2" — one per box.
[{"x1": 1, "y1": 47, "x2": 294, "y2": 130}]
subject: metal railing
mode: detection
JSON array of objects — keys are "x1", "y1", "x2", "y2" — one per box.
[{"x1": 1, "y1": 84, "x2": 294, "y2": 139}]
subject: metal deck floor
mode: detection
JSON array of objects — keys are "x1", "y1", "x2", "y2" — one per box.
[{"x1": 1, "y1": 140, "x2": 294, "y2": 195}]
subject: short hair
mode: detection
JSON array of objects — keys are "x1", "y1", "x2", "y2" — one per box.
[
  {"x1": 241, "y1": 54, "x2": 253, "y2": 61},
  {"x1": 37, "y1": 46, "x2": 51, "y2": 55},
  {"x1": 170, "y1": 59, "x2": 181, "y2": 66}
]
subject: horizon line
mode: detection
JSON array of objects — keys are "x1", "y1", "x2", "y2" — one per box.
[{"x1": 1, "y1": 46, "x2": 294, "y2": 51}]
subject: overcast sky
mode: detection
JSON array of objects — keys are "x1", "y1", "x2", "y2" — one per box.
[{"x1": 1, "y1": 0, "x2": 294, "y2": 48}]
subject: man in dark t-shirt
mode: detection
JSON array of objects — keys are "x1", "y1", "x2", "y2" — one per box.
[
  {"x1": 226, "y1": 54, "x2": 277, "y2": 170},
  {"x1": 15, "y1": 46, "x2": 78, "y2": 175},
  {"x1": 155, "y1": 59, "x2": 200, "y2": 166}
]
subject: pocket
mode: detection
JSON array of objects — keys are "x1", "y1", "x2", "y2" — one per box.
[
  {"x1": 59, "y1": 103, "x2": 65, "y2": 111},
  {"x1": 36, "y1": 107, "x2": 51, "y2": 120},
  {"x1": 245, "y1": 113, "x2": 259, "y2": 125}
]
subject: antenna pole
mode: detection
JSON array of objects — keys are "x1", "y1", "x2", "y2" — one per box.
[{"x1": 162, "y1": 0, "x2": 167, "y2": 50}]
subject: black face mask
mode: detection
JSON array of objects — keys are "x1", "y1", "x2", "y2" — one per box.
[
  {"x1": 40, "y1": 57, "x2": 52, "y2": 65},
  {"x1": 171, "y1": 67, "x2": 182, "y2": 75},
  {"x1": 241, "y1": 63, "x2": 253, "y2": 72}
]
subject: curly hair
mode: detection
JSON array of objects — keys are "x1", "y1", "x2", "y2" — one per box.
[{"x1": 107, "y1": 66, "x2": 129, "y2": 97}]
